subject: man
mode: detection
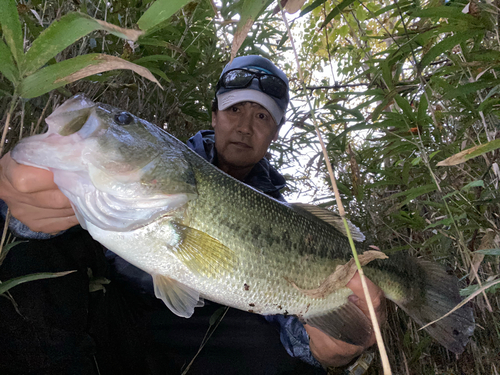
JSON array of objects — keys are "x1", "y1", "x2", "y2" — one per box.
[{"x1": 0, "y1": 55, "x2": 384, "y2": 374}]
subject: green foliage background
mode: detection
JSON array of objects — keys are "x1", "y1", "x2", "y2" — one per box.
[{"x1": 1, "y1": 0, "x2": 500, "y2": 373}]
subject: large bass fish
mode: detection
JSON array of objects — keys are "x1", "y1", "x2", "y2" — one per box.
[{"x1": 11, "y1": 95, "x2": 474, "y2": 353}]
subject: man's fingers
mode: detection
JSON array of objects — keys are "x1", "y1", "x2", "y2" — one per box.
[
  {"x1": 346, "y1": 272, "x2": 384, "y2": 316},
  {"x1": 19, "y1": 213, "x2": 79, "y2": 234},
  {"x1": 9, "y1": 202, "x2": 76, "y2": 222},
  {"x1": 17, "y1": 188, "x2": 72, "y2": 209},
  {"x1": 305, "y1": 324, "x2": 365, "y2": 367},
  {"x1": 7, "y1": 162, "x2": 57, "y2": 194},
  {"x1": 346, "y1": 272, "x2": 387, "y2": 348}
]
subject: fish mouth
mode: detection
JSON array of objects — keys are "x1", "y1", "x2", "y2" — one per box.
[
  {"x1": 11, "y1": 94, "x2": 98, "y2": 170},
  {"x1": 45, "y1": 94, "x2": 96, "y2": 136}
]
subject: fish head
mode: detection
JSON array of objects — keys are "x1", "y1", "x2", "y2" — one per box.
[{"x1": 12, "y1": 94, "x2": 197, "y2": 231}]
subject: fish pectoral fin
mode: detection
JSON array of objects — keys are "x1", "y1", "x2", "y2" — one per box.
[
  {"x1": 289, "y1": 203, "x2": 365, "y2": 242},
  {"x1": 172, "y1": 223, "x2": 237, "y2": 278},
  {"x1": 305, "y1": 299, "x2": 373, "y2": 347},
  {"x1": 153, "y1": 274, "x2": 204, "y2": 318}
]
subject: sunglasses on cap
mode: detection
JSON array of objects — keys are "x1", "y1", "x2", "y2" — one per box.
[{"x1": 216, "y1": 69, "x2": 288, "y2": 99}]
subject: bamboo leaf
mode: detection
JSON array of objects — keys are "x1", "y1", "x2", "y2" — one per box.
[
  {"x1": 0, "y1": 0, "x2": 24, "y2": 65},
  {"x1": 19, "y1": 54, "x2": 162, "y2": 98},
  {"x1": 380, "y1": 59, "x2": 394, "y2": 90},
  {"x1": 23, "y1": 12, "x2": 144, "y2": 77},
  {"x1": 134, "y1": 54, "x2": 180, "y2": 65},
  {"x1": 425, "y1": 213, "x2": 467, "y2": 229},
  {"x1": 137, "y1": 0, "x2": 192, "y2": 33},
  {"x1": 394, "y1": 94, "x2": 415, "y2": 122},
  {"x1": 0, "y1": 38, "x2": 19, "y2": 83},
  {"x1": 320, "y1": 0, "x2": 357, "y2": 29},
  {"x1": 476, "y1": 248, "x2": 500, "y2": 256},
  {"x1": 146, "y1": 66, "x2": 172, "y2": 82},
  {"x1": 421, "y1": 278, "x2": 500, "y2": 330},
  {"x1": 437, "y1": 139, "x2": 500, "y2": 166},
  {"x1": 0, "y1": 270, "x2": 76, "y2": 295},
  {"x1": 462, "y1": 180, "x2": 484, "y2": 190},
  {"x1": 420, "y1": 31, "x2": 482, "y2": 69},
  {"x1": 411, "y1": 6, "x2": 477, "y2": 21},
  {"x1": 209, "y1": 306, "x2": 227, "y2": 326},
  {"x1": 388, "y1": 184, "x2": 437, "y2": 200},
  {"x1": 429, "y1": 150, "x2": 441, "y2": 160},
  {"x1": 411, "y1": 156, "x2": 421, "y2": 166},
  {"x1": 460, "y1": 279, "x2": 500, "y2": 296},
  {"x1": 300, "y1": 0, "x2": 327, "y2": 16},
  {"x1": 443, "y1": 81, "x2": 500, "y2": 101},
  {"x1": 0, "y1": 241, "x2": 27, "y2": 265},
  {"x1": 231, "y1": 0, "x2": 272, "y2": 60},
  {"x1": 417, "y1": 94, "x2": 428, "y2": 125},
  {"x1": 325, "y1": 104, "x2": 364, "y2": 120}
]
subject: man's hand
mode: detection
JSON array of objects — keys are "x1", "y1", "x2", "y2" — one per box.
[
  {"x1": 305, "y1": 272, "x2": 386, "y2": 367},
  {"x1": 0, "y1": 152, "x2": 78, "y2": 234}
]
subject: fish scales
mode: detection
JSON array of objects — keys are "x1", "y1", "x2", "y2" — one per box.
[
  {"x1": 184, "y1": 152, "x2": 352, "y2": 313},
  {"x1": 11, "y1": 95, "x2": 475, "y2": 353}
]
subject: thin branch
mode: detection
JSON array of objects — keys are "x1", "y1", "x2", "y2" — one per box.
[{"x1": 306, "y1": 83, "x2": 370, "y2": 90}]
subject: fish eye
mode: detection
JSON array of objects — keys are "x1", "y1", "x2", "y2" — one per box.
[{"x1": 114, "y1": 112, "x2": 133, "y2": 125}]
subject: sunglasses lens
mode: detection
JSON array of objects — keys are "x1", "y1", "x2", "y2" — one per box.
[
  {"x1": 259, "y1": 75, "x2": 287, "y2": 98},
  {"x1": 222, "y1": 70, "x2": 254, "y2": 88},
  {"x1": 219, "y1": 69, "x2": 288, "y2": 99}
]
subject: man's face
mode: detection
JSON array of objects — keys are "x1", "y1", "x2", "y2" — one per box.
[{"x1": 212, "y1": 101, "x2": 279, "y2": 172}]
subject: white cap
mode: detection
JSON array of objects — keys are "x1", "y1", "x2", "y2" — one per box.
[{"x1": 217, "y1": 89, "x2": 283, "y2": 125}]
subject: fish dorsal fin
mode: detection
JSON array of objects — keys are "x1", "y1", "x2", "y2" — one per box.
[
  {"x1": 290, "y1": 203, "x2": 365, "y2": 242},
  {"x1": 172, "y1": 223, "x2": 237, "y2": 278},
  {"x1": 153, "y1": 275, "x2": 204, "y2": 318}
]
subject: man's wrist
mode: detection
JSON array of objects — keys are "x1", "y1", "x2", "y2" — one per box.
[{"x1": 327, "y1": 349, "x2": 375, "y2": 375}]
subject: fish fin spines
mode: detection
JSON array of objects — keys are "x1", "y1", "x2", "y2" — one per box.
[
  {"x1": 368, "y1": 254, "x2": 475, "y2": 354},
  {"x1": 153, "y1": 275, "x2": 204, "y2": 318},
  {"x1": 172, "y1": 223, "x2": 237, "y2": 278},
  {"x1": 289, "y1": 203, "x2": 365, "y2": 242},
  {"x1": 399, "y1": 260, "x2": 474, "y2": 354},
  {"x1": 304, "y1": 299, "x2": 373, "y2": 346}
]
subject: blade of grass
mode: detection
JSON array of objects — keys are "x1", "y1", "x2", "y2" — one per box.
[
  {"x1": 281, "y1": 7, "x2": 392, "y2": 375},
  {"x1": 0, "y1": 270, "x2": 77, "y2": 295},
  {"x1": 420, "y1": 278, "x2": 500, "y2": 331}
]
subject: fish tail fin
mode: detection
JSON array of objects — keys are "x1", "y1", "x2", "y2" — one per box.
[{"x1": 366, "y1": 253, "x2": 475, "y2": 354}]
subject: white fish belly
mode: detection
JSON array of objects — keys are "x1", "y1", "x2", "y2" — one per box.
[{"x1": 86, "y1": 219, "x2": 352, "y2": 318}]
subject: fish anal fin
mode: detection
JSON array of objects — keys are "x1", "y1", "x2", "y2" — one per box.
[
  {"x1": 290, "y1": 203, "x2": 365, "y2": 242},
  {"x1": 173, "y1": 223, "x2": 237, "y2": 278},
  {"x1": 153, "y1": 274, "x2": 204, "y2": 318},
  {"x1": 305, "y1": 301, "x2": 373, "y2": 346}
]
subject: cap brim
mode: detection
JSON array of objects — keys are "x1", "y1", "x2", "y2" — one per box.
[{"x1": 217, "y1": 89, "x2": 283, "y2": 125}]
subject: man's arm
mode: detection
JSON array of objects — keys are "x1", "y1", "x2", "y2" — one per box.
[{"x1": 0, "y1": 152, "x2": 78, "y2": 234}]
